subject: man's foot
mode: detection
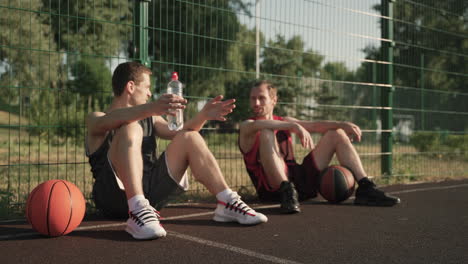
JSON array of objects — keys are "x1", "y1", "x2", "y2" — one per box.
[
  {"x1": 354, "y1": 181, "x2": 400, "y2": 206},
  {"x1": 279, "y1": 181, "x2": 301, "y2": 214},
  {"x1": 125, "y1": 199, "x2": 167, "y2": 240},
  {"x1": 213, "y1": 192, "x2": 268, "y2": 225}
]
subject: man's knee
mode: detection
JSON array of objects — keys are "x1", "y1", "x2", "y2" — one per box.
[
  {"x1": 176, "y1": 130, "x2": 202, "y2": 140},
  {"x1": 258, "y1": 129, "x2": 276, "y2": 144},
  {"x1": 173, "y1": 130, "x2": 205, "y2": 146},
  {"x1": 324, "y1": 129, "x2": 349, "y2": 144},
  {"x1": 108, "y1": 122, "x2": 144, "y2": 165},
  {"x1": 258, "y1": 129, "x2": 283, "y2": 161}
]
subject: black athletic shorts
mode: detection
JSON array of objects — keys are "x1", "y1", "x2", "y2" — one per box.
[
  {"x1": 91, "y1": 152, "x2": 185, "y2": 219},
  {"x1": 256, "y1": 152, "x2": 320, "y2": 202}
]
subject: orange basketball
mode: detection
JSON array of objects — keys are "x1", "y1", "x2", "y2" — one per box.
[{"x1": 26, "y1": 180, "x2": 86, "y2": 236}]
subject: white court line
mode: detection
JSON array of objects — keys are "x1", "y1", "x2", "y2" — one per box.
[
  {"x1": 160, "y1": 184, "x2": 468, "y2": 263},
  {"x1": 169, "y1": 231, "x2": 304, "y2": 264},
  {"x1": 387, "y1": 183, "x2": 468, "y2": 195},
  {"x1": 0, "y1": 184, "x2": 468, "y2": 243}
]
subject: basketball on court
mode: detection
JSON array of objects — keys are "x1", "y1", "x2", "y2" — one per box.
[
  {"x1": 26, "y1": 179, "x2": 86, "y2": 236},
  {"x1": 318, "y1": 165, "x2": 355, "y2": 203}
]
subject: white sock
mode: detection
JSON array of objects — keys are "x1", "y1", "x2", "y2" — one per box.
[
  {"x1": 128, "y1": 194, "x2": 146, "y2": 212},
  {"x1": 216, "y1": 189, "x2": 236, "y2": 203}
]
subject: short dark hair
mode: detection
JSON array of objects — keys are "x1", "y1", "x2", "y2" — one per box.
[
  {"x1": 252, "y1": 80, "x2": 277, "y2": 99},
  {"x1": 112, "y1": 62, "x2": 152, "y2": 96}
]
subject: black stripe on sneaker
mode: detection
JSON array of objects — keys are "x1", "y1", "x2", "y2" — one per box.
[{"x1": 129, "y1": 208, "x2": 160, "y2": 227}]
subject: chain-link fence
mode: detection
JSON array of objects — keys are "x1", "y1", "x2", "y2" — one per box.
[{"x1": 1, "y1": 0, "x2": 467, "y2": 218}]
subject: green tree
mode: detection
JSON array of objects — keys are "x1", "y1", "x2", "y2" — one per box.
[
  {"x1": 149, "y1": 0, "x2": 252, "y2": 99},
  {"x1": 313, "y1": 62, "x2": 356, "y2": 122},
  {"x1": 223, "y1": 25, "x2": 260, "y2": 124},
  {"x1": 0, "y1": 0, "x2": 69, "y2": 139},
  {"x1": 1, "y1": 0, "x2": 124, "y2": 140},
  {"x1": 392, "y1": 0, "x2": 467, "y2": 93},
  {"x1": 43, "y1": 0, "x2": 131, "y2": 56},
  {"x1": 0, "y1": 0, "x2": 64, "y2": 104},
  {"x1": 367, "y1": 1, "x2": 467, "y2": 94},
  {"x1": 261, "y1": 35, "x2": 323, "y2": 118},
  {"x1": 365, "y1": 1, "x2": 468, "y2": 132},
  {"x1": 69, "y1": 57, "x2": 112, "y2": 113}
]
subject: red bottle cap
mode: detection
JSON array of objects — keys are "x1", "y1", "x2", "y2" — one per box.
[{"x1": 171, "y1": 72, "x2": 179, "y2": 80}]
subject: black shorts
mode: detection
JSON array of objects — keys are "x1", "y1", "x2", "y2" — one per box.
[
  {"x1": 256, "y1": 152, "x2": 320, "y2": 202},
  {"x1": 91, "y1": 152, "x2": 185, "y2": 219}
]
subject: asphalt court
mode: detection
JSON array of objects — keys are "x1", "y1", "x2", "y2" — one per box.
[{"x1": 1, "y1": 179, "x2": 468, "y2": 264}]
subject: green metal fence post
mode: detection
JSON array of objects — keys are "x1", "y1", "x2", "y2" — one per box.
[
  {"x1": 381, "y1": 0, "x2": 394, "y2": 176},
  {"x1": 134, "y1": 0, "x2": 151, "y2": 68}
]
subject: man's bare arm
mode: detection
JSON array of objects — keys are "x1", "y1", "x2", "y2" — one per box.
[
  {"x1": 184, "y1": 95, "x2": 236, "y2": 132},
  {"x1": 153, "y1": 95, "x2": 236, "y2": 140},
  {"x1": 284, "y1": 117, "x2": 362, "y2": 142},
  {"x1": 87, "y1": 94, "x2": 186, "y2": 137},
  {"x1": 239, "y1": 119, "x2": 299, "y2": 138},
  {"x1": 239, "y1": 119, "x2": 313, "y2": 153}
]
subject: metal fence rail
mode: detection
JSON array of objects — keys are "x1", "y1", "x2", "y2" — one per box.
[{"x1": 0, "y1": 0, "x2": 466, "y2": 218}]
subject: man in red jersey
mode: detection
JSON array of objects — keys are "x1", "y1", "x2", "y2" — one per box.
[{"x1": 238, "y1": 80, "x2": 400, "y2": 213}]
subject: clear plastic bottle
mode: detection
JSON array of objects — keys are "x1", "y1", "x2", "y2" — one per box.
[{"x1": 166, "y1": 72, "x2": 184, "y2": 131}]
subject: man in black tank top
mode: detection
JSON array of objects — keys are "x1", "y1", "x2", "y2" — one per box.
[{"x1": 86, "y1": 62, "x2": 267, "y2": 240}]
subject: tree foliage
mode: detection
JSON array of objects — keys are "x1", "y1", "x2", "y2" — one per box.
[
  {"x1": 360, "y1": 1, "x2": 468, "y2": 132},
  {"x1": 370, "y1": 0, "x2": 467, "y2": 93},
  {"x1": 149, "y1": 0, "x2": 252, "y2": 98},
  {"x1": 223, "y1": 25, "x2": 259, "y2": 124},
  {"x1": 69, "y1": 57, "x2": 112, "y2": 112},
  {"x1": 4, "y1": 0, "x2": 464, "y2": 140},
  {"x1": 313, "y1": 62, "x2": 356, "y2": 122},
  {"x1": 43, "y1": 0, "x2": 131, "y2": 56},
  {"x1": 1, "y1": 0, "x2": 128, "y2": 139},
  {"x1": 0, "y1": 0, "x2": 64, "y2": 101},
  {"x1": 261, "y1": 35, "x2": 324, "y2": 118}
]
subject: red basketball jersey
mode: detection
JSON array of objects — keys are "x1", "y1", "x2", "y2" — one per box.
[{"x1": 240, "y1": 115, "x2": 297, "y2": 191}]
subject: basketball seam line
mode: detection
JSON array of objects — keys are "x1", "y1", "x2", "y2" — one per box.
[
  {"x1": 61, "y1": 180, "x2": 73, "y2": 236},
  {"x1": 47, "y1": 182, "x2": 60, "y2": 236}
]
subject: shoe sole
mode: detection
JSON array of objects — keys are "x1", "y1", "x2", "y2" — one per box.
[
  {"x1": 280, "y1": 208, "x2": 301, "y2": 214},
  {"x1": 213, "y1": 214, "x2": 267, "y2": 225},
  {"x1": 354, "y1": 198, "x2": 400, "y2": 207},
  {"x1": 125, "y1": 226, "x2": 167, "y2": 240}
]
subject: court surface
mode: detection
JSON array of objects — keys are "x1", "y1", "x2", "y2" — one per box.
[{"x1": 1, "y1": 179, "x2": 468, "y2": 264}]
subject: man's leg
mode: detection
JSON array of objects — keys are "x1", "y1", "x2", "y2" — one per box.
[
  {"x1": 165, "y1": 130, "x2": 229, "y2": 194},
  {"x1": 312, "y1": 128, "x2": 367, "y2": 181},
  {"x1": 312, "y1": 129, "x2": 400, "y2": 206},
  {"x1": 108, "y1": 122, "x2": 145, "y2": 199},
  {"x1": 108, "y1": 122, "x2": 166, "y2": 239},
  {"x1": 257, "y1": 129, "x2": 300, "y2": 213},
  {"x1": 165, "y1": 130, "x2": 267, "y2": 224},
  {"x1": 257, "y1": 129, "x2": 288, "y2": 188}
]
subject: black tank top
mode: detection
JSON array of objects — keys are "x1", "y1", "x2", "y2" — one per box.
[{"x1": 87, "y1": 117, "x2": 157, "y2": 179}]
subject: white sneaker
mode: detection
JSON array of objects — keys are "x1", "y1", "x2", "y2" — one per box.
[
  {"x1": 213, "y1": 193, "x2": 268, "y2": 225},
  {"x1": 125, "y1": 200, "x2": 167, "y2": 240}
]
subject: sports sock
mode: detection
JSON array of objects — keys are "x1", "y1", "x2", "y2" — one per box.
[
  {"x1": 216, "y1": 188, "x2": 234, "y2": 203},
  {"x1": 128, "y1": 194, "x2": 146, "y2": 212}
]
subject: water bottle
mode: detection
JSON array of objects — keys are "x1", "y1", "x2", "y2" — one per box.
[{"x1": 166, "y1": 72, "x2": 184, "y2": 131}]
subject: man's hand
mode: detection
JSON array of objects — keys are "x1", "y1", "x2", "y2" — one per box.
[
  {"x1": 200, "y1": 95, "x2": 236, "y2": 121},
  {"x1": 291, "y1": 123, "x2": 314, "y2": 149},
  {"x1": 340, "y1": 122, "x2": 362, "y2": 142},
  {"x1": 151, "y1": 93, "x2": 187, "y2": 116}
]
